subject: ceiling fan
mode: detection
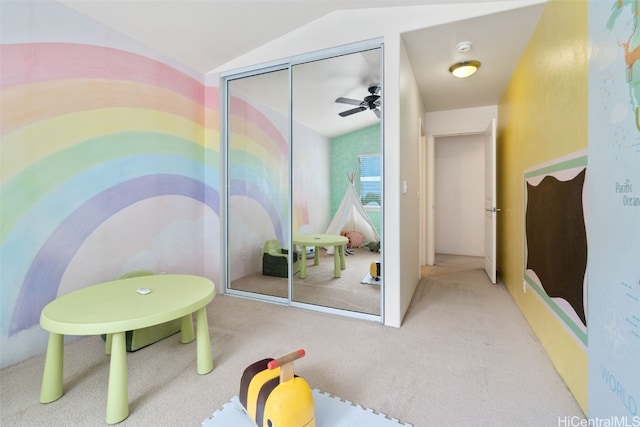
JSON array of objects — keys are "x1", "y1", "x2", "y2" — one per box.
[{"x1": 335, "y1": 85, "x2": 381, "y2": 118}]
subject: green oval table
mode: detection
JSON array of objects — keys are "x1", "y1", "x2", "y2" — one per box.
[
  {"x1": 293, "y1": 234, "x2": 348, "y2": 279},
  {"x1": 39, "y1": 274, "x2": 215, "y2": 424}
]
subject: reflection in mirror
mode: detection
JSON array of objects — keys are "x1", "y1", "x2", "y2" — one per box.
[
  {"x1": 291, "y1": 48, "x2": 383, "y2": 316},
  {"x1": 227, "y1": 69, "x2": 291, "y2": 299}
]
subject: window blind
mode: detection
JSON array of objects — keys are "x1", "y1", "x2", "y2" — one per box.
[{"x1": 358, "y1": 155, "x2": 381, "y2": 207}]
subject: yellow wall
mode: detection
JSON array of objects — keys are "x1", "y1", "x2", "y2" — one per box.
[{"x1": 498, "y1": 0, "x2": 588, "y2": 412}]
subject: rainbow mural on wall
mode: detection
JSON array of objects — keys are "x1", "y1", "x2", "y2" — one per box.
[
  {"x1": 229, "y1": 96, "x2": 289, "y2": 243},
  {"x1": 0, "y1": 0, "x2": 308, "y2": 367},
  {"x1": 0, "y1": 41, "x2": 219, "y2": 336},
  {"x1": 228, "y1": 93, "x2": 314, "y2": 244}
]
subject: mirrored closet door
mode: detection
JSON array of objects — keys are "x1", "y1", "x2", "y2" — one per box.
[
  {"x1": 291, "y1": 49, "x2": 383, "y2": 316},
  {"x1": 224, "y1": 42, "x2": 383, "y2": 319},
  {"x1": 226, "y1": 68, "x2": 291, "y2": 300}
]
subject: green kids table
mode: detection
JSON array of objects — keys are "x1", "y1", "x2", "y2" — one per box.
[
  {"x1": 293, "y1": 233, "x2": 348, "y2": 279},
  {"x1": 39, "y1": 274, "x2": 215, "y2": 424}
]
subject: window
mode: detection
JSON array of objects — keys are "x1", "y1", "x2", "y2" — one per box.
[{"x1": 358, "y1": 154, "x2": 381, "y2": 208}]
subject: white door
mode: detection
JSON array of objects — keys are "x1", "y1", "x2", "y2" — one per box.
[{"x1": 484, "y1": 119, "x2": 497, "y2": 284}]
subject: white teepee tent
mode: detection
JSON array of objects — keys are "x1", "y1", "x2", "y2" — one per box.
[{"x1": 325, "y1": 174, "x2": 380, "y2": 253}]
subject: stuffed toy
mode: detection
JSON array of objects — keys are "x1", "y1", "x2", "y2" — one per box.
[
  {"x1": 366, "y1": 241, "x2": 381, "y2": 252},
  {"x1": 344, "y1": 231, "x2": 364, "y2": 248}
]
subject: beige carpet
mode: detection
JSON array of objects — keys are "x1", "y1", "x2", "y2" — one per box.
[
  {"x1": 231, "y1": 247, "x2": 381, "y2": 315},
  {"x1": 0, "y1": 255, "x2": 584, "y2": 426}
]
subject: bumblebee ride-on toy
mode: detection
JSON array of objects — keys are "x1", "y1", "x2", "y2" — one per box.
[{"x1": 239, "y1": 349, "x2": 315, "y2": 427}]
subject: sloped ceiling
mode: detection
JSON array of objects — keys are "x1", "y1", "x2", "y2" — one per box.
[
  {"x1": 57, "y1": 0, "x2": 546, "y2": 136},
  {"x1": 59, "y1": 0, "x2": 467, "y2": 74}
]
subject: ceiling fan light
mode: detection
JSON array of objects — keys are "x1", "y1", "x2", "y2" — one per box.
[{"x1": 449, "y1": 60, "x2": 481, "y2": 78}]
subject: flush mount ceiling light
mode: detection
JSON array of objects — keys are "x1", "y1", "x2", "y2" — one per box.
[{"x1": 449, "y1": 60, "x2": 481, "y2": 78}]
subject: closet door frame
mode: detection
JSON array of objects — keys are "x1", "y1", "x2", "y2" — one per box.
[{"x1": 221, "y1": 38, "x2": 384, "y2": 323}]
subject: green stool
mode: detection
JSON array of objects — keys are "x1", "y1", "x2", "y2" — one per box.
[{"x1": 102, "y1": 270, "x2": 182, "y2": 353}]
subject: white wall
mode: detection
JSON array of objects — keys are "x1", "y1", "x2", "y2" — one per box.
[
  {"x1": 425, "y1": 105, "x2": 497, "y2": 136},
  {"x1": 434, "y1": 134, "x2": 484, "y2": 256},
  {"x1": 394, "y1": 37, "x2": 424, "y2": 325},
  {"x1": 294, "y1": 124, "x2": 331, "y2": 234},
  {"x1": 376, "y1": 33, "x2": 426, "y2": 327}
]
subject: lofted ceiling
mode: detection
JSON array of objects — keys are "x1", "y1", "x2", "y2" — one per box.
[{"x1": 57, "y1": 0, "x2": 545, "y2": 137}]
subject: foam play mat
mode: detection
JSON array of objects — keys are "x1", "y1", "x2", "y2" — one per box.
[
  {"x1": 361, "y1": 273, "x2": 381, "y2": 285},
  {"x1": 202, "y1": 389, "x2": 412, "y2": 427}
]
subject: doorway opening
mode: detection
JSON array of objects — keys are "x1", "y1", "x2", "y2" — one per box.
[
  {"x1": 434, "y1": 133, "x2": 485, "y2": 258},
  {"x1": 423, "y1": 119, "x2": 497, "y2": 283}
]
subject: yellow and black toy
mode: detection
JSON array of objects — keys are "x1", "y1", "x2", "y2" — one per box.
[
  {"x1": 239, "y1": 349, "x2": 315, "y2": 427},
  {"x1": 370, "y1": 260, "x2": 381, "y2": 281}
]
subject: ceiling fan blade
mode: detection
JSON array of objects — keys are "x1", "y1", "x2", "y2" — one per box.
[
  {"x1": 373, "y1": 109, "x2": 381, "y2": 118},
  {"x1": 335, "y1": 97, "x2": 363, "y2": 106},
  {"x1": 339, "y1": 106, "x2": 367, "y2": 117}
]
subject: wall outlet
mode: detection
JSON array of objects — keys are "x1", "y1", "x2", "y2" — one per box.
[{"x1": 522, "y1": 280, "x2": 527, "y2": 293}]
